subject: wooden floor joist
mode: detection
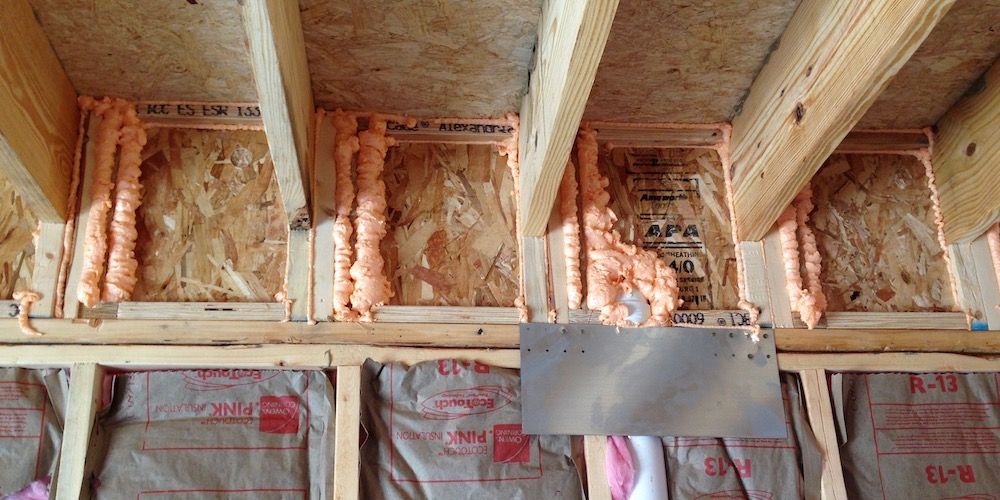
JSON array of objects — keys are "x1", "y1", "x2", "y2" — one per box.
[{"x1": 730, "y1": 0, "x2": 956, "y2": 241}]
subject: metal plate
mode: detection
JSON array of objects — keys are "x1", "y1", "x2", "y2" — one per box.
[{"x1": 520, "y1": 324, "x2": 785, "y2": 438}]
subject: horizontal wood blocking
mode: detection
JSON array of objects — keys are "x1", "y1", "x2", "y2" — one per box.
[{"x1": 3, "y1": 321, "x2": 1000, "y2": 354}]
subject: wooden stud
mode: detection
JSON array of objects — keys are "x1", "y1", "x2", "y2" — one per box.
[
  {"x1": 518, "y1": 0, "x2": 620, "y2": 237},
  {"x1": 29, "y1": 222, "x2": 65, "y2": 317},
  {"x1": 241, "y1": 0, "x2": 315, "y2": 227},
  {"x1": 287, "y1": 228, "x2": 310, "y2": 321},
  {"x1": 522, "y1": 236, "x2": 550, "y2": 322},
  {"x1": 62, "y1": 114, "x2": 102, "y2": 319},
  {"x1": 762, "y1": 230, "x2": 795, "y2": 328},
  {"x1": 333, "y1": 365, "x2": 361, "y2": 500},
  {"x1": 949, "y1": 241, "x2": 990, "y2": 329},
  {"x1": 584, "y1": 435, "x2": 611, "y2": 500},
  {"x1": 0, "y1": 0, "x2": 79, "y2": 223},
  {"x1": 739, "y1": 241, "x2": 774, "y2": 326},
  {"x1": 730, "y1": 0, "x2": 955, "y2": 240},
  {"x1": 312, "y1": 112, "x2": 337, "y2": 322},
  {"x1": 52, "y1": 363, "x2": 104, "y2": 499},
  {"x1": 932, "y1": 59, "x2": 1000, "y2": 243},
  {"x1": 798, "y1": 369, "x2": 849, "y2": 500},
  {"x1": 970, "y1": 233, "x2": 1000, "y2": 329},
  {"x1": 546, "y1": 194, "x2": 570, "y2": 323}
]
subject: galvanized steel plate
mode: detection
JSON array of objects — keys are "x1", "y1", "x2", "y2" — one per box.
[{"x1": 520, "y1": 324, "x2": 785, "y2": 438}]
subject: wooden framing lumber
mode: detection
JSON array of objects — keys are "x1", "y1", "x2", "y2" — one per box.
[
  {"x1": 333, "y1": 366, "x2": 361, "y2": 500},
  {"x1": 29, "y1": 222, "x2": 65, "y2": 317},
  {"x1": 730, "y1": 0, "x2": 955, "y2": 241},
  {"x1": 7, "y1": 321, "x2": 1000, "y2": 353},
  {"x1": 312, "y1": 112, "x2": 337, "y2": 322},
  {"x1": 522, "y1": 236, "x2": 550, "y2": 322},
  {"x1": 584, "y1": 436, "x2": 611, "y2": 500},
  {"x1": 52, "y1": 363, "x2": 103, "y2": 499},
  {"x1": 241, "y1": 0, "x2": 315, "y2": 228},
  {"x1": 518, "y1": 0, "x2": 620, "y2": 237},
  {"x1": 0, "y1": 344, "x2": 521, "y2": 370},
  {"x1": 932, "y1": 59, "x2": 1000, "y2": 243},
  {"x1": 799, "y1": 369, "x2": 849, "y2": 500},
  {"x1": 0, "y1": 0, "x2": 79, "y2": 223},
  {"x1": 949, "y1": 234, "x2": 1000, "y2": 329},
  {"x1": 62, "y1": 114, "x2": 102, "y2": 319},
  {"x1": 835, "y1": 129, "x2": 928, "y2": 154}
]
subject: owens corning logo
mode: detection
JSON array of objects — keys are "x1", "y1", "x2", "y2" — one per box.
[
  {"x1": 181, "y1": 370, "x2": 278, "y2": 391},
  {"x1": 420, "y1": 386, "x2": 514, "y2": 420}
]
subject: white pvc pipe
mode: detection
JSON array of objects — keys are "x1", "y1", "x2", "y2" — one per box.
[{"x1": 628, "y1": 436, "x2": 668, "y2": 500}]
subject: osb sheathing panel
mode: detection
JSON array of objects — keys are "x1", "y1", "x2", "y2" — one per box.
[
  {"x1": 584, "y1": 0, "x2": 801, "y2": 123},
  {"x1": 811, "y1": 154, "x2": 955, "y2": 312},
  {"x1": 300, "y1": 0, "x2": 540, "y2": 117},
  {"x1": 382, "y1": 143, "x2": 519, "y2": 306},
  {"x1": 28, "y1": 0, "x2": 256, "y2": 102},
  {"x1": 0, "y1": 174, "x2": 37, "y2": 300},
  {"x1": 858, "y1": 0, "x2": 1000, "y2": 128},
  {"x1": 132, "y1": 129, "x2": 287, "y2": 302},
  {"x1": 599, "y1": 147, "x2": 739, "y2": 310}
]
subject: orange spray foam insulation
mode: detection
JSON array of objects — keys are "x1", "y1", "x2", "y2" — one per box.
[
  {"x1": 776, "y1": 184, "x2": 826, "y2": 329},
  {"x1": 576, "y1": 127, "x2": 681, "y2": 327},
  {"x1": 74, "y1": 97, "x2": 148, "y2": 309}
]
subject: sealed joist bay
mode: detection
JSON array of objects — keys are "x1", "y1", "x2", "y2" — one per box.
[
  {"x1": 811, "y1": 153, "x2": 956, "y2": 312},
  {"x1": 598, "y1": 147, "x2": 739, "y2": 310},
  {"x1": 0, "y1": 172, "x2": 37, "y2": 299},
  {"x1": 132, "y1": 127, "x2": 287, "y2": 302},
  {"x1": 383, "y1": 142, "x2": 519, "y2": 307}
]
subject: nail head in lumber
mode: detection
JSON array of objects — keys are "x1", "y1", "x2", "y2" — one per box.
[
  {"x1": 518, "y1": 0, "x2": 620, "y2": 237},
  {"x1": 53, "y1": 363, "x2": 103, "y2": 499},
  {"x1": 584, "y1": 436, "x2": 611, "y2": 500},
  {"x1": 0, "y1": 0, "x2": 79, "y2": 222},
  {"x1": 799, "y1": 369, "x2": 849, "y2": 500},
  {"x1": 730, "y1": 0, "x2": 955, "y2": 241},
  {"x1": 932, "y1": 59, "x2": 1000, "y2": 243},
  {"x1": 333, "y1": 365, "x2": 361, "y2": 500},
  {"x1": 241, "y1": 0, "x2": 315, "y2": 227}
]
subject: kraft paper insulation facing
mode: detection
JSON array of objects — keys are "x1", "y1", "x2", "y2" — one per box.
[
  {"x1": 0, "y1": 368, "x2": 67, "y2": 498},
  {"x1": 835, "y1": 372, "x2": 1000, "y2": 499},
  {"x1": 810, "y1": 154, "x2": 957, "y2": 312},
  {"x1": 91, "y1": 370, "x2": 334, "y2": 498},
  {"x1": 605, "y1": 374, "x2": 821, "y2": 500},
  {"x1": 360, "y1": 359, "x2": 584, "y2": 499},
  {"x1": 0, "y1": 174, "x2": 36, "y2": 300},
  {"x1": 131, "y1": 128, "x2": 287, "y2": 302}
]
